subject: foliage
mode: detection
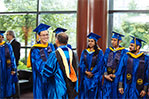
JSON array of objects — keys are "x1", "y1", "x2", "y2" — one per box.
[
  {"x1": 17, "y1": 61, "x2": 32, "y2": 70},
  {"x1": 114, "y1": 21, "x2": 149, "y2": 49},
  {"x1": 0, "y1": 0, "x2": 77, "y2": 66},
  {"x1": 113, "y1": 0, "x2": 149, "y2": 50}
]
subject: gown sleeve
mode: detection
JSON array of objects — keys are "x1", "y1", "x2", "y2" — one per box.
[{"x1": 40, "y1": 52, "x2": 58, "y2": 78}]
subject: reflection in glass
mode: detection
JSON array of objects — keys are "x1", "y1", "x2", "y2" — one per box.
[{"x1": 40, "y1": 14, "x2": 77, "y2": 48}]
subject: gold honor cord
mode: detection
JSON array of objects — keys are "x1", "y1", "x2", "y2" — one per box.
[{"x1": 135, "y1": 37, "x2": 136, "y2": 50}]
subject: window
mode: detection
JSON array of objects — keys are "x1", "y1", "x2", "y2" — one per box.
[
  {"x1": 0, "y1": 0, "x2": 78, "y2": 68},
  {"x1": 108, "y1": 0, "x2": 149, "y2": 51}
]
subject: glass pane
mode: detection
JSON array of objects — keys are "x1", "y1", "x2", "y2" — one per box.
[
  {"x1": 41, "y1": 0, "x2": 78, "y2": 11},
  {"x1": 40, "y1": 13, "x2": 77, "y2": 48},
  {"x1": 0, "y1": 0, "x2": 37, "y2": 12},
  {"x1": 0, "y1": 14, "x2": 36, "y2": 46},
  {"x1": 110, "y1": 0, "x2": 149, "y2": 10},
  {"x1": 18, "y1": 48, "x2": 32, "y2": 70},
  {"x1": 110, "y1": 13, "x2": 149, "y2": 50}
]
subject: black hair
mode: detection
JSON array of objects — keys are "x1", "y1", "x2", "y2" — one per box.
[{"x1": 87, "y1": 39, "x2": 99, "y2": 54}]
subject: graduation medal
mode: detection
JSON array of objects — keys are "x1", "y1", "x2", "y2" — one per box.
[
  {"x1": 126, "y1": 73, "x2": 132, "y2": 80},
  {"x1": 107, "y1": 67, "x2": 112, "y2": 73},
  {"x1": 137, "y1": 78, "x2": 143, "y2": 85},
  {"x1": 6, "y1": 59, "x2": 11, "y2": 64}
]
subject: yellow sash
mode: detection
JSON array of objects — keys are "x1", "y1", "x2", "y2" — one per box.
[
  {"x1": 127, "y1": 52, "x2": 144, "y2": 58},
  {"x1": 86, "y1": 48, "x2": 101, "y2": 52},
  {"x1": 109, "y1": 47, "x2": 125, "y2": 51},
  {"x1": 0, "y1": 41, "x2": 5, "y2": 46},
  {"x1": 27, "y1": 43, "x2": 48, "y2": 67},
  {"x1": 57, "y1": 47, "x2": 77, "y2": 82}
]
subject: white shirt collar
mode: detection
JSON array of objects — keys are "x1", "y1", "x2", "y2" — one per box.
[{"x1": 9, "y1": 38, "x2": 15, "y2": 44}]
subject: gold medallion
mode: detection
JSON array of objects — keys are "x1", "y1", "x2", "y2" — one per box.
[
  {"x1": 127, "y1": 73, "x2": 131, "y2": 80},
  {"x1": 137, "y1": 78, "x2": 143, "y2": 85}
]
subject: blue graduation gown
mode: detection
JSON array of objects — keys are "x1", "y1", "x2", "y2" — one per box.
[
  {"x1": 0, "y1": 43, "x2": 17, "y2": 98},
  {"x1": 116, "y1": 53, "x2": 149, "y2": 99},
  {"x1": 79, "y1": 49, "x2": 104, "y2": 99},
  {"x1": 41, "y1": 46, "x2": 78, "y2": 99},
  {"x1": 30, "y1": 43, "x2": 55, "y2": 98},
  {"x1": 102, "y1": 47, "x2": 128, "y2": 98}
]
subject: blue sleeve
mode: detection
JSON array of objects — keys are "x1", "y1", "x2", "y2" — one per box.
[
  {"x1": 103, "y1": 48, "x2": 110, "y2": 73},
  {"x1": 31, "y1": 49, "x2": 46, "y2": 73},
  {"x1": 116, "y1": 54, "x2": 127, "y2": 83},
  {"x1": 8, "y1": 44, "x2": 17, "y2": 71},
  {"x1": 8, "y1": 44, "x2": 18, "y2": 82},
  {"x1": 144, "y1": 55, "x2": 149, "y2": 86},
  {"x1": 92, "y1": 50, "x2": 104, "y2": 82},
  {"x1": 91, "y1": 50, "x2": 104, "y2": 74},
  {"x1": 40, "y1": 52, "x2": 57, "y2": 78},
  {"x1": 49, "y1": 43, "x2": 55, "y2": 51},
  {"x1": 79, "y1": 50, "x2": 86, "y2": 75}
]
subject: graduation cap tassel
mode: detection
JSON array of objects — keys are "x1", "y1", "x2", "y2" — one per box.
[
  {"x1": 117, "y1": 35, "x2": 119, "y2": 45},
  {"x1": 134, "y1": 37, "x2": 136, "y2": 50}
]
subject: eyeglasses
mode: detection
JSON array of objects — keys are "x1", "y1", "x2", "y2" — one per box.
[{"x1": 40, "y1": 34, "x2": 49, "y2": 37}]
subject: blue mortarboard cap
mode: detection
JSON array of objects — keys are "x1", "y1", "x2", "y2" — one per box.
[
  {"x1": 130, "y1": 36, "x2": 146, "y2": 47},
  {"x1": 53, "y1": 27, "x2": 67, "y2": 34},
  {"x1": 112, "y1": 31, "x2": 124, "y2": 40},
  {"x1": 0, "y1": 31, "x2": 5, "y2": 36},
  {"x1": 33, "y1": 23, "x2": 50, "y2": 34},
  {"x1": 87, "y1": 32, "x2": 101, "y2": 41}
]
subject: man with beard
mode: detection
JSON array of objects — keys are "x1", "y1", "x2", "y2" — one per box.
[
  {"x1": 102, "y1": 31, "x2": 128, "y2": 98},
  {"x1": 117, "y1": 36, "x2": 149, "y2": 98}
]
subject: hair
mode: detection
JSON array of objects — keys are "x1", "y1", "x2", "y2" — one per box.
[
  {"x1": 7, "y1": 30, "x2": 15, "y2": 38},
  {"x1": 57, "y1": 32, "x2": 68, "y2": 45},
  {"x1": 39, "y1": 30, "x2": 49, "y2": 35},
  {"x1": 87, "y1": 39, "x2": 99, "y2": 54}
]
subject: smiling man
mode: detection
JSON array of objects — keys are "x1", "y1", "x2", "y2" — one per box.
[
  {"x1": 27, "y1": 23, "x2": 55, "y2": 98},
  {"x1": 41, "y1": 32, "x2": 78, "y2": 99},
  {"x1": 117, "y1": 36, "x2": 149, "y2": 98}
]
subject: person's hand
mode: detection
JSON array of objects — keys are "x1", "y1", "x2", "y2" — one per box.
[
  {"x1": 111, "y1": 74, "x2": 116, "y2": 78},
  {"x1": 119, "y1": 88, "x2": 124, "y2": 94},
  {"x1": 11, "y1": 71, "x2": 16, "y2": 75},
  {"x1": 140, "y1": 90, "x2": 146, "y2": 97},
  {"x1": 104, "y1": 74, "x2": 114, "y2": 81},
  {"x1": 85, "y1": 71, "x2": 93, "y2": 78}
]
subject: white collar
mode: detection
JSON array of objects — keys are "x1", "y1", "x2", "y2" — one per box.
[{"x1": 9, "y1": 38, "x2": 15, "y2": 44}]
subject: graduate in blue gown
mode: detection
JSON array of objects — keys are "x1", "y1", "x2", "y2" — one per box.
[
  {"x1": 53, "y1": 27, "x2": 72, "y2": 49},
  {"x1": 41, "y1": 32, "x2": 78, "y2": 99},
  {"x1": 0, "y1": 31, "x2": 18, "y2": 98},
  {"x1": 79, "y1": 32, "x2": 104, "y2": 99},
  {"x1": 102, "y1": 31, "x2": 128, "y2": 98},
  {"x1": 27, "y1": 23, "x2": 55, "y2": 98},
  {"x1": 117, "y1": 36, "x2": 149, "y2": 99}
]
